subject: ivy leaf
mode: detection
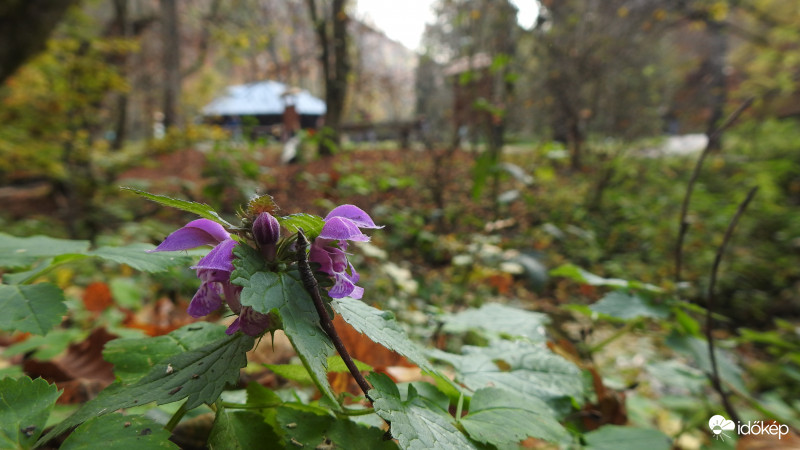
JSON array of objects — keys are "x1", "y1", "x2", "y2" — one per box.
[
  {"x1": 208, "y1": 407, "x2": 281, "y2": 450},
  {"x1": 0, "y1": 376, "x2": 60, "y2": 449},
  {"x1": 88, "y1": 244, "x2": 195, "y2": 273},
  {"x1": 103, "y1": 322, "x2": 228, "y2": 384},
  {"x1": 60, "y1": 414, "x2": 178, "y2": 449},
  {"x1": 38, "y1": 332, "x2": 254, "y2": 446},
  {"x1": 121, "y1": 187, "x2": 235, "y2": 228},
  {"x1": 331, "y1": 297, "x2": 437, "y2": 374},
  {"x1": 460, "y1": 387, "x2": 568, "y2": 445},
  {"x1": 589, "y1": 291, "x2": 670, "y2": 321},
  {"x1": 231, "y1": 244, "x2": 337, "y2": 408},
  {"x1": 277, "y1": 213, "x2": 325, "y2": 240},
  {"x1": 429, "y1": 340, "x2": 582, "y2": 414},
  {"x1": 441, "y1": 303, "x2": 549, "y2": 342},
  {"x1": 583, "y1": 425, "x2": 672, "y2": 450},
  {"x1": 367, "y1": 373, "x2": 475, "y2": 450},
  {"x1": 0, "y1": 233, "x2": 89, "y2": 269},
  {"x1": 277, "y1": 403, "x2": 397, "y2": 449},
  {"x1": 0, "y1": 283, "x2": 67, "y2": 335}
]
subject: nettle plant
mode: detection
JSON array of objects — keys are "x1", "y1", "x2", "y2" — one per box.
[{"x1": 0, "y1": 190, "x2": 666, "y2": 449}]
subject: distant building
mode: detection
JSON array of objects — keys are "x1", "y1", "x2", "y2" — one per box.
[{"x1": 202, "y1": 80, "x2": 325, "y2": 138}]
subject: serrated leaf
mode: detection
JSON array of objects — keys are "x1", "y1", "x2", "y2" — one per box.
[
  {"x1": 103, "y1": 322, "x2": 229, "y2": 384},
  {"x1": 0, "y1": 283, "x2": 67, "y2": 335},
  {"x1": 583, "y1": 425, "x2": 671, "y2": 450},
  {"x1": 3, "y1": 254, "x2": 88, "y2": 285},
  {"x1": 429, "y1": 340, "x2": 582, "y2": 414},
  {"x1": 0, "y1": 233, "x2": 90, "y2": 269},
  {"x1": 231, "y1": 244, "x2": 337, "y2": 408},
  {"x1": 368, "y1": 373, "x2": 475, "y2": 450},
  {"x1": 277, "y1": 403, "x2": 396, "y2": 449},
  {"x1": 589, "y1": 291, "x2": 670, "y2": 321},
  {"x1": 460, "y1": 387, "x2": 568, "y2": 445},
  {"x1": 277, "y1": 213, "x2": 325, "y2": 239},
  {"x1": 441, "y1": 303, "x2": 549, "y2": 341},
  {"x1": 60, "y1": 414, "x2": 178, "y2": 449},
  {"x1": 122, "y1": 187, "x2": 235, "y2": 228},
  {"x1": 38, "y1": 332, "x2": 253, "y2": 445},
  {"x1": 330, "y1": 297, "x2": 436, "y2": 374},
  {"x1": 208, "y1": 407, "x2": 281, "y2": 450},
  {"x1": 89, "y1": 244, "x2": 195, "y2": 273},
  {"x1": 0, "y1": 376, "x2": 60, "y2": 449}
]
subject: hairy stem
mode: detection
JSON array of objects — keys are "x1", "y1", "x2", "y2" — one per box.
[
  {"x1": 706, "y1": 186, "x2": 757, "y2": 424},
  {"x1": 295, "y1": 229, "x2": 374, "y2": 402}
]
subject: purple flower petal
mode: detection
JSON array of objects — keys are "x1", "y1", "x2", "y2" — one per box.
[
  {"x1": 226, "y1": 307, "x2": 270, "y2": 336},
  {"x1": 193, "y1": 239, "x2": 237, "y2": 273},
  {"x1": 318, "y1": 217, "x2": 370, "y2": 242},
  {"x1": 325, "y1": 205, "x2": 382, "y2": 229},
  {"x1": 187, "y1": 281, "x2": 223, "y2": 317},
  {"x1": 148, "y1": 219, "x2": 230, "y2": 252}
]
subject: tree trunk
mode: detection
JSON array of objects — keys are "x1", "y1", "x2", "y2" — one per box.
[
  {"x1": 705, "y1": 20, "x2": 728, "y2": 150},
  {"x1": 160, "y1": 0, "x2": 181, "y2": 129},
  {"x1": 0, "y1": 0, "x2": 79, "y2": 84},
  {"x1": 306, "y1": 0, "x2": 350, "y2": 157}
]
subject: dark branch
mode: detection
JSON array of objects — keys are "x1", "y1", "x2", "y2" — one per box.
[
  {"x1": 295, "y1": 229, "x2": 374, "y2": 402},
  {"x1": 705, "y1": 186, "x2": 757, "y2": 424}
]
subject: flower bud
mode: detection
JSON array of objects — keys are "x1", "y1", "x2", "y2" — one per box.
[{"x1": 253, "y1": 212, "x2": 280, "y2": 260}]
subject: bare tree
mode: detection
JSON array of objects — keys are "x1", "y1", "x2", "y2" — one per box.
[{"x1": 160, "y1": 0, "x2": 181, "y2": 128}]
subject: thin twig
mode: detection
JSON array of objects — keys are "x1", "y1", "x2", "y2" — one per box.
[
  {"x1": 675, "y1": 97, "x2": 754, "y2": 283},
  {"x1": 706, "y1": 186, "x2": 757, "y2": 424},
  {"x1": 295, "y1": 229, "x2": 374, "y2": 402}
]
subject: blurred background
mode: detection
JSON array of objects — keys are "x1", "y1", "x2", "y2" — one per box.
[{"x1": 1, "y1": 0, "x2": 799, "y2": 446}]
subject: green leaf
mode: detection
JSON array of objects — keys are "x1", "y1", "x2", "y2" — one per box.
[
  {"x1": 367, "y1": 373, "x2": 475, "y2": 450},
  {"x1": 60, "y1": 414, "x2": 178, "y2": 449},
  {"x1": 277, "y1": 213, "x2": 325, "y2": 239},
  {"x1": 0, "y1": 233, "x2": 89, "y2": 269},
  {"x1": 441, "y1": 303, "x2": 549, "y2": 341},
  {"x1": 231, "y1": 244, "x2": 337, "y2": 408},
  {"x1": 589, "y1": 291, "x2": 670, "y2": 321},
  {"x1": 121, "y1": 187, "x2": 235, "y2": 228},
  {"x1": 2, "y1": 254, "x2": 88, "y2": 285},
  {"x1": 208, "y1": 407, "x2": 281, "y2": 450},
  {"x1": 429, "y1": 340, "x2": 582, "y2": 414},
  {"x1": 665, "y1": 333, "x2": 746, "y2": 393},
  {"x1": 460, "y1": 387, "x2": 568, "y2": 445},
  {"x1": 245, "y1": 382, "x2": 282, "y2": 408},
  {"x1": 583, "y1": 425, "x2": 671, "y2": 450},
  {"x1": 277, "y1": 403, "x2": 396, "y2": 449},
  {"x1": 0, "y1": 283, "x2": 67, "y2": 335},
  {"x1": 103, "y1": 322, "x2": 229, "y2": 384},
  {"x1": 0, "y1": 376, "x2": 60, "y2": 449},
  {"x1": 38, "y1": 332, "x2": 254, "y2": 445},
  {"x1": 550, "y1": 264, "x2": 662, "y2": 292},
  {"x1": 266, "y1": 356, "x2": 373, "y2": 385},
  {"x1": 330, "y1": 297, "x2": 437, "y2": 374},
  {"x1": 89, "y1": 244, "x2": 195, "y2": 273}
]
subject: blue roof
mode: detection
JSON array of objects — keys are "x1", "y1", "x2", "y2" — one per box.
[{"x1": 202, "y1": 80, "x2": 326, "y2": 116}]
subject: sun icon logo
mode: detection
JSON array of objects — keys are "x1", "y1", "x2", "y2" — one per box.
[{"x1": 708, "y1": 415, "x2": 736, "y2": 441}]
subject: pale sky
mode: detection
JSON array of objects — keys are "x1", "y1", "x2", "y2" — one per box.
[{"x1": 355, "y1": 0, "x2": 539, "y2": 52}]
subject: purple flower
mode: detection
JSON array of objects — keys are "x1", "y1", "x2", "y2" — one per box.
[
  {"x1": 309, "y1": 205, "x2": 381, "y2": 299},
  {"x1": 149, "y1": 219, "x2": 270, "y2": 336}
]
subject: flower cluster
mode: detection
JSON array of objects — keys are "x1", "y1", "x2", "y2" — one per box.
[
  {"x1": 148, "y1": 218, "x2": 270, "y2": 336},
  {"x1": 149, "y1": 204, "x2": 379, "y2": 336}
]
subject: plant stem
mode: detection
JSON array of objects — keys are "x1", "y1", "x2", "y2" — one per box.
[
  {"x1": 589, "y1": 320, "x2": 638, "y2": 353},
  {"x1": 705, "y1": 186, "x2": 757, "y2": 424},
  {"x1": 164, "y1": 399, "x2": 190, "y2": 432},
  {"x1": 295, "y1": 229, "x2": 374, "y2": 403},
  {"x1": 675, "y1": 97, "x2": 753, "y2": 284}
]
